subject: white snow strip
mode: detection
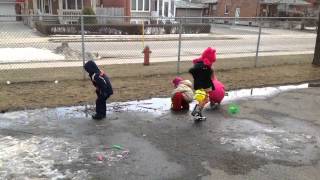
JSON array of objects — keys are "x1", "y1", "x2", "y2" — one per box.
[{"x1": 0, "y1": 48, "x2": 65, "y2": 63}]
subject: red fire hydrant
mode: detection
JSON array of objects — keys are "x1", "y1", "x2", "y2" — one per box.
[{"x1": 142, "y1": 46, "x2": 151, "y2": 66}]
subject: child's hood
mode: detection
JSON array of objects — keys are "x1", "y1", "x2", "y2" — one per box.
[
  {"x1": 84, "y1": 60, "x2": 100, "y2": 75},
  {"x1": 180, "y1": 80, "x2": 192, "y2": 88},
  {"x1": 201, "y1": 47, "x2": 216, "y2": 67},
  {"x1": 192, "y1": 47, "x2": 216, "y2": 67}
]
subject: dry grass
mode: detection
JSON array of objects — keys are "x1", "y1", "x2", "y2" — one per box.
[{"x1": 1, "y1": 54, "x2": 319, "y2": 112}]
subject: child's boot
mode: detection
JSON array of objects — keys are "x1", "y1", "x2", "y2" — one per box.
[
  {"x1": 194, "y1": 111, "x2": 206, "y2": 121},
  {"x1": 92, "y1": 113, "x2": 106, "y2": 120},
  {"x1": 210, "y1": 102, "x2": 219, "y2": 110},
  {"x1": 191, "y1": 104, "x2": 200, "y2": 116}
]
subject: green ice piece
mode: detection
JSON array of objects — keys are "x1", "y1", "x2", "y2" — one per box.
[
  {"x1": 228, "y1": 104, "x2": 240, "y2": 115},
  {"x1": 112, "y1": 145, "x2": 123, "y2": 150}
]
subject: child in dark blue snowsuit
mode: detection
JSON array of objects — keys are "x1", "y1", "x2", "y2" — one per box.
[{"x1": 84, "y1": 60, "x2": 113, "y2": 120}]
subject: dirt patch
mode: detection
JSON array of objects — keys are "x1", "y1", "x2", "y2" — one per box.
[{"x1": 1, "y1": 61, "x2": 320, "y2": 112}]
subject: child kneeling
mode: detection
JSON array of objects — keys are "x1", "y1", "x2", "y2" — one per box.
[{"x1": 171, "y1": 77, "x2": 194, "y2": 111}]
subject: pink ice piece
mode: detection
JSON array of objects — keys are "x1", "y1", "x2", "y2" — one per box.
[{"x1": 97, "y1": 155, "x2": 104, "y2": 161}]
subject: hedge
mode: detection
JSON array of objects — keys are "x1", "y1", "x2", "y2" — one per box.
[{"x1": 35, "y1": 22, "x2": 211, "y2": 35}]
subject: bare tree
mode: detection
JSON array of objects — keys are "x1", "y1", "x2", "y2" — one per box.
[{"x1": 313, "y1": 10, "x2": 320, "y2": 65}]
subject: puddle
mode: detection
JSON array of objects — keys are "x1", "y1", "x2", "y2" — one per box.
[
  {"x1": 222, "y1": 83, "x2": 309, "y2": 102},
  {"x1": 218, "y1": 117, "x2": 320, "y2": 164},
  {"x1": 0, "y1": 83, "x2": 309, "y2": 122},
  {"x1": 76, "y1": 83, "x2": 309, "y2": 116}
]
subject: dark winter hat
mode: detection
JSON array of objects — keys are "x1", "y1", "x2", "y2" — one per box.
[
  {"x1": 84, "y1": 60, "x2": 100, "y2": 75},
  {"x1": 172, "y1": 76, "x2": 183, "y2": 87}
]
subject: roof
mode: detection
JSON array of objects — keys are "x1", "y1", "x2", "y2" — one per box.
[
  {"x1": 201, "y1": 0, "x2": 218, "y2": 3},
  {"x1": 175, "y1": 0, "x2": 208, "y2": 9},
  {"x1": 261, "y1": 0, "x2": 310, "y2": 6}
]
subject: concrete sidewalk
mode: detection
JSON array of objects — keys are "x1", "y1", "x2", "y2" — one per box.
[
  {"x1": 0, "y1": 85, "x2": 319, "y2": 179},
  {"x1": 0, "y1": 51, "x2": 313, "y2": 70},
  {"x1": 0, "y1": 33, "x2": 315, "y2": 44},
  {"x1": 48, "y1": 33, "x2": 316, "y2": 43}
]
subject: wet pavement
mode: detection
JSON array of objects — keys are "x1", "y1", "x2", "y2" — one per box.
[{"x1": 1, "y1": 84, "x2": 320, "y2": 180}]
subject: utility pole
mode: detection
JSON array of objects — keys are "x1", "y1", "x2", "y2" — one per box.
[{"x1": 313, "y1": 10, "x2": 320, "y2": 65}]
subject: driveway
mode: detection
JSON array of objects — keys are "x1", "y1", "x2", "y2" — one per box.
[{"x1": 0, "y1": 84, "x2": 320, "y2": 179}]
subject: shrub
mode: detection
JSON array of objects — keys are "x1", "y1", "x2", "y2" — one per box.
[{"x1": 82, "y1": 7, "x2": 97, "y2": 24}]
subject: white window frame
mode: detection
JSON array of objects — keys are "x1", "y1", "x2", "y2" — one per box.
[
  {"x1": 131, "y1": 0, "x2": 151, "y2": 12},
  {"x1": 157, "y1": 0, "x2": 175, "y2": 17},
  {"x1": 224, "y1": 4, "x2": 229, "y2": 15}
]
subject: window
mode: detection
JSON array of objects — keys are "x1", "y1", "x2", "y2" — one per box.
[
  {"x1": 132, "y1": 0, "x2": 137, "y2": 10},
  {"x1": 63, "y1": 0, "x2": 82, "y2": 9},
  {"x1": 131, "y1": 0, "x2": 150, "y2": 11},
  {"x1": 212, "y1": 5, "x2": 217, "y2": 10},
  {"x1": 77, "y1": 0, "x2": 82, "y2": 9},
  {"x1": 224, "y1": 4, "x2": 229, "y2": 14},
  {"x1": 138, "y1": 0, "x2": 143, "y2": 10},
  {"x1": 37, "y1": 0, "x2": 43, "y2": 12},
  {"x1": 145, "y1": 0, "x2": 149, "y2": 11},
  {"x1": 159, "y1": 0, "x2": 163, "y2": 15},
  {"x1": 170, "y1": 0, "x2": 174, "y2": 16},
  {"x1": 37, "y1": 0, "x2": 52, "y2": 13},
  {"x1": 164, "y1": 2, "x2": 168, "y2": 17}
]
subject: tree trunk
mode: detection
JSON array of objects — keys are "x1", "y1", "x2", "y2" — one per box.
[{"x1": 313, "y1": 11, "x2": 320, "y2": 65}]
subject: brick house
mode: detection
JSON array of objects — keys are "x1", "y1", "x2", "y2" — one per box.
[
  {"x1": 215, "y1": 0, "x2": 311, "y2": 18},
  {"x1": 215, "y1": 0, "x2": 260, "y2": 17},
  {"x1": 305, "y1": 0, "x2": 320, "y2": 16}
]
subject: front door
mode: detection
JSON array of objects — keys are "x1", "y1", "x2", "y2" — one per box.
[{"x1": 37, "y1": 0, "x2": 52, "y2": 14}]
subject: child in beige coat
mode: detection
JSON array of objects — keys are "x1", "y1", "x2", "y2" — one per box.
[{"x1": 171, "y1": 77, "x2": 194, "y2": 111}]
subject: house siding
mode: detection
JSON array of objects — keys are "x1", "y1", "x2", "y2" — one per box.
[
  {"x1": 101, "y1": 0, "x2": 130, "y2": 16},
  {"x1": 176, "y1": 8, "x2": 203, "y2": 23},
  {"x1": 216, "y1": 0, "x2": 260, "y2": 17}
]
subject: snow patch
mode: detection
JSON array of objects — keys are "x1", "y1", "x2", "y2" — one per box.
[
  {"x1": 0, "y1": 135, "x2": 89, "y2": 179},
  {"x1": 0, "y1": 48, "x2": 65, "y2": 63}
]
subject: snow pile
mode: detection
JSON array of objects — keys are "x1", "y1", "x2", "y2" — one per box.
[
  {"x1": 54, "y1": 42, "x2": 83, "y2": 61},
  {"x1": 54, "y1": 42, "x2": 97, "y2": 61},
  {"x1": 0, "y1": 48, "x2": 65, "y2": 63}
]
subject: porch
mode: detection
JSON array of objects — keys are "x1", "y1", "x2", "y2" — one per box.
[{"x1": 33, "y1": 0, "x2": 96, "y2": 24}]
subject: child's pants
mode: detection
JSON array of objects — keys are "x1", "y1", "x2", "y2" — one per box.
[
  {"x1": 96, "y1": 95, "x2": 108, "y2": 116},
  {"x1": 172, "y1": 92, "x2": 189, "y2": 111},
  {"x1": 209, "y1": 78, "x2": 225, "y2": 104}
]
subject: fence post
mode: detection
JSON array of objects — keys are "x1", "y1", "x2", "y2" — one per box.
[
  {"x1": 177, "y1": 19, "x2": 182, "y2": 75},
  {"x1": 142, "y1": 22, "x2": 145, "y2": 49},
  {"x1": 81, "y1": 15, "x2": 86, "y2": 80},
  {"x1": 255, "y1": 18, "x2": 262, "y2": 68}
]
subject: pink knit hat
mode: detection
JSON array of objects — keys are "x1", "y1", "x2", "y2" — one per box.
[
  {"x1": 172, "y1": 76, "x2": 183, "y2": 87},
  {"x1": 192, "y1": 47, "x2": 216, "y2": 67}
]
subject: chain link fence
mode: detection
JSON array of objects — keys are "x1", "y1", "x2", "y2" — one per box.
[{"x1": 0, "y1": 14, "x2": 318, "y2": 83}]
